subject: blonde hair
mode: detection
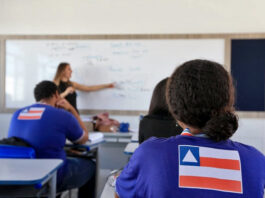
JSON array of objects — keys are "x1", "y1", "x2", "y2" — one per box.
[{"x1": 53, "y1": 62, "x2": 70, "y2": 85}]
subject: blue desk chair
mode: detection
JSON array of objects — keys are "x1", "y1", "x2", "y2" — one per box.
[
  {"x1": 0, "y1": 144, "x2": 36, "y2": 158},
  {"x1": 0, "y1": 137, "x2": 36, "y2": 158}
]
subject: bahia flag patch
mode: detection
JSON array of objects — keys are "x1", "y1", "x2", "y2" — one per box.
[
  {"x1": 18, "y1": 107, "x2": 45, "y2": 120},
  {"x1": 179, "y1": 145, "x2": 243, "y2": 193}
]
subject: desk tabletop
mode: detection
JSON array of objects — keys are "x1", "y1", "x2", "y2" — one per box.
[
  {"x1": 0, "y1": 159, "x2": 63, "y2": 185},
  {"x1": 131, "y1": 133, "x2": 139, "y2": 142},
  {"x1": 66, "y1": 132, "x2": 134, "y2": 145},
  {"x1": 102, "y1": 132, "x2": 135, "y2": 143},
  {"x1": 102, "y1": 132, "x2": 134, "y2": 137},
  {"x1": 65, "y1": 132, "x2": 105, "y2": 150},
  {"x1": 124, "y1": 142, "x2": 139, "y2": 155}
]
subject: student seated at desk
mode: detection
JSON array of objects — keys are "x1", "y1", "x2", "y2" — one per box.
[
  {"x1": 139, "y1": 77, "x2": 182, "y2": 144},
  {"x1": 116, "y1": 60, "x2": 265, "y2": 198},
  {"x1": 8, "y1": 81, "x2": 95, "y2": 198}
]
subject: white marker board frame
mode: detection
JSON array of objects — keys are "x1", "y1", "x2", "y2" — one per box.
[{"x1": 0, "y1": 34, "x2": 264, "y2": 118}]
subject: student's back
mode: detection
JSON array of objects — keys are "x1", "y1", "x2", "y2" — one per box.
[
  {"x1": 8, "y1": 103, "x2": 82, "y2": 160},
  {"x1": 117, "y1": 135, "x2": 265, "y2": 197}
]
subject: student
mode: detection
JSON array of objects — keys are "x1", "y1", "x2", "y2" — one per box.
[
  {"x1": 116, "y1": 59, "x2": 265, "y2": 198},
  {"x1": 53, "y1": 62, "x2": 115, "y2": 112},
  {"x1": 8, "y1": 81, "x2": 95, "y2": 198},
  {"x1": 138, "y1": 77, "x2": 182, "y2": 144}
]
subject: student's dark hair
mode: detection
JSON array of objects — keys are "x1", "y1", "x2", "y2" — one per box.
[
  {"x1": 167, "y1": 59, "x2": 238, "y2": 142},
  {"x1": 34, "y1": 81, "x2": 58, "y2": 101},
  {"x1": 53, "y1": 62, "x2": 70, "y2": 83},
  {"x1": 148, "y1": 78, "x2": 172, "y2": 117}
]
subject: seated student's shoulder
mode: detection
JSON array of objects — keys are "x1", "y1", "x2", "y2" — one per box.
[
  {"x1": 143, "y1": 135, "x2": 183, "y2": 145},
  {"x1": 231, "y1": 141, "x2": 265, "y2": 182},
  {"x1": 41, "y1": 105, "x2": 77, "y2": 123},
  {"x1": 137, "y1": 136, "x2": 178, "y2": 154},
  {"x1": 143, "y1": 136, "x2": 177, "y2": 144},
  {"x1": 232, "y1": 140, "x2": 265, "y2": 161},
  {"x1": 47, "y1": 105, "x2": 72, "y2": 116}
]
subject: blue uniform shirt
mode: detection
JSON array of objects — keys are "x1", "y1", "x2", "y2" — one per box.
[
  {"x1": 116, "y1": 134, "x2": 265, "y2": 198},
  {"x1": 8, "y1": 103, "x2": 83, "y2": 182}
]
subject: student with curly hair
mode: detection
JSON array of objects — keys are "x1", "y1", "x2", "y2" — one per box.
[{"x1": 115, "y1": 59, "x2": 265, "y2": 198}]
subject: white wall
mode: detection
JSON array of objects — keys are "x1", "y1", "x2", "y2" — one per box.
[
  {"x1": 0, "y1": 0, "x2": 264, "y2": 154},
  {"x1": 0, "y1": 114, "x2": 12, "y2": 139},
  {"x1": 1, "y1": 0, "x2": 265, "y2": 34},
  {"x1": 232, "y1": 118, "x2": 265, "y2": 154}
]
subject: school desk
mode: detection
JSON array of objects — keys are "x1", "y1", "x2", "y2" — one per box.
[
  {"x1": 131, "y1": 132, "x2": 139, "y2": 142},
  {"x1": 0, "y1": 158, "x2": 63, "y2": 198},
  {"x1": 100, "y1": 176, "x2": 115, "y2": 198},
  {"x1": 65, "y1": 132, "x2": 105, "y2": 197},
  {"x1": 124, "y1": 142, "x2": 139, "y2": 155},
  {"x1": 102, "y1": 132, "x2": 134, "y2": 143}
]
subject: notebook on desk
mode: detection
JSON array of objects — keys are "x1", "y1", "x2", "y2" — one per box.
[{"x1": 65, "y1": 132, "x2": 104, "y2": 144}]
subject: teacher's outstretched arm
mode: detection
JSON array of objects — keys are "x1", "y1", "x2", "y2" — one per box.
[{"x1": 72, "y1": 81, "x2": 115, "y2": 92}]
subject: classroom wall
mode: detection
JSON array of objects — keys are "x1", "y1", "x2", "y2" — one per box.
[
  {"x1": 0, "y1": 0, "x2": 264, "y2": 154},
  {"x1": 1, "y1": 0, "x2": 265, "y2": 34},
  {"x1": 0, "y1": 114, "x2": 12, "y2": 139}
]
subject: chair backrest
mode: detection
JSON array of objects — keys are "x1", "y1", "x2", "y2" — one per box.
[{"x1": 0, "y1": 145, "x2": 36, "y2": 159}]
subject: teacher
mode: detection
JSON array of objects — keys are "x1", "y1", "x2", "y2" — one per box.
[{"x1": 53, "y1": 62, "x2": 114, "y2": 112}]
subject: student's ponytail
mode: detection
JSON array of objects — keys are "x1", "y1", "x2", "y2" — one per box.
[{"x1": 202, "y1": 112, "x2": 238, "y2": 142}]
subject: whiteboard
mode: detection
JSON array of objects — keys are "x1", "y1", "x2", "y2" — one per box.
[{"x1": 5, "y1": 39, "x2": 225, "y2": 111}]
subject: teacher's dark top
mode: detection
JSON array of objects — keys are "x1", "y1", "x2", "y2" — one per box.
[
  {"x1": 139, "y1": 115, "x2": 182, "y2": 144},
  {"x1": 58, "y1": 81, "x2": 78, "y2": 113}
]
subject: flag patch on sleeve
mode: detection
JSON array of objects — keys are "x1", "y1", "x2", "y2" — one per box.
[
  {"x1": 18, "y1": 107, "x2": 45, "y2": 120},
  {"x1": 178, "y1": 145, "x2": 243, "y2": 193}
]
